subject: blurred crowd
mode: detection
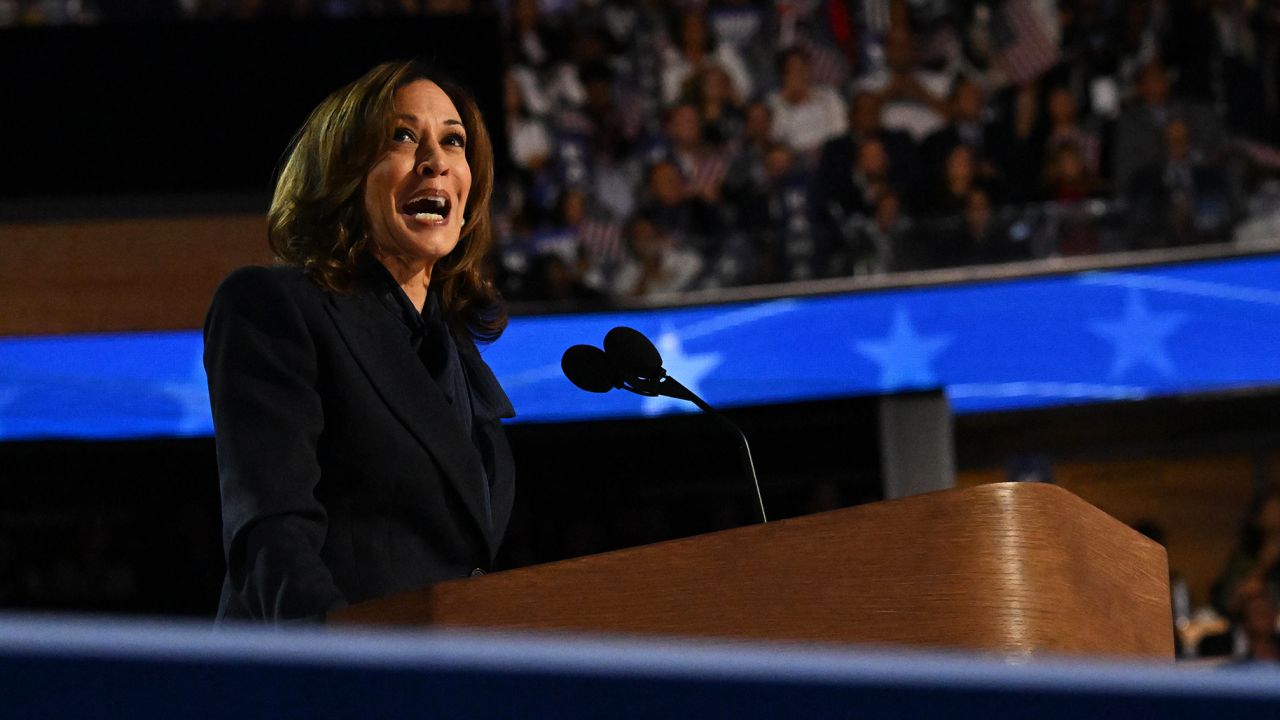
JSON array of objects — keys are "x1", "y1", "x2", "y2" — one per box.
[
  {"x1": 0, "y1": 0, "x2": 477, "y2": 23},
  {"x1": 1175, "y1": 487, "x2": 1280, "y2": 663},
  {"x1": 7, "y1": 0, "x2": 1280, "y2": 302},
  {"x1": 494, "y1": 0, "x2": 1280, "y2": 303}
]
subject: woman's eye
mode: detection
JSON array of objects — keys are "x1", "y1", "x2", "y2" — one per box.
[
  {"x1": 444, "y1": 132, "x2": 467, "y2": 149},
  {"x1": 392, "y1": 127, "x2": 416, "y2": 143}
]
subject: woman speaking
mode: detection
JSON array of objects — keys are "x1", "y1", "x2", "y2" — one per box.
[{"x1": 205, "y1": 60, "x2": 515, "y2": 622}]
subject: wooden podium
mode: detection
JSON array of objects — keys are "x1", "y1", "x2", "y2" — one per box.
[{"x1": 331, "y1": 482, "x2": 1174, "y2": 658}]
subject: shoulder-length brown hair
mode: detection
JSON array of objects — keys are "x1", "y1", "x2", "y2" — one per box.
[{"x1": 268, "y1": 59, "x2": 506, "y2": 342}]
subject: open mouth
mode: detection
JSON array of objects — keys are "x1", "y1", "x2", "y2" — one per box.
[{"x1": 401, "y1": 192, "x2": 452, "y2": 224}]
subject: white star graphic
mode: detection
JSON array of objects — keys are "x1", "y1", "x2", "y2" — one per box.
[
  {"x1": 1088, "y1": 289, "x2": 1188, "y2": 379},
  {"x1": 159, "y1": 348, "x2": 214, "y2": 436},
  {"x1": 855, "y1": 307, "x2": 953, "y2": 390},
  {"x1": 642, "y1": 328, "x2": 723, "y2": 416}
]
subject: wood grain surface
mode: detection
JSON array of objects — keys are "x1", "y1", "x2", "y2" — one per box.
[
  {"x1": 960, "y1": 455, "x2": 1256, "y2": 610},
  {"x1": 333, "y1": 482, "x2": 1174, "y2": 659}
]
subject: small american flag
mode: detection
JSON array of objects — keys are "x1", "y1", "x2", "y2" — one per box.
[
  {"x1": 992, "y1": 0, "x2": 1060, "y2": 85},
  {"x1": 796, "y1": 32, "x2": 851, "y2": 90},
  {"x1": 1235, "y1": 138, "x2": 1280, "y2": 171},
  {"x1": 862, "y1": 0, "x2": 891, "y2": 35},
  {"x1": 577, "y1": 218, "x2": 626, "y2": 266},
  {"x1": 678, "y1": 148, "x2": 733, "y2": 203}
]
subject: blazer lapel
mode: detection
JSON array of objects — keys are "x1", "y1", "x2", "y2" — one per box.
[
  {"x1": 454, "y1": 332, "x2": 517, "y2": 551},
  {"x1": 324, "y1": 288, "x2": 495, "y2": 551},
  {"x1": 454, "y1": 332, "x2": 515, "y2": 423}
]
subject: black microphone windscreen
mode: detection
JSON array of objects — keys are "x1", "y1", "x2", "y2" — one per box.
[
  {"x1": 603, "y1": 326, "x2": 664, "y2": 380},
  {"x1": 561, "y1": 344, "x2": 619, "y2": 393}
]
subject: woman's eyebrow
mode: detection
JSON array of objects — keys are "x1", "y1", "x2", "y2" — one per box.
[{"x1": 394, "y1": 113, "x2": 464, "y2": 129}]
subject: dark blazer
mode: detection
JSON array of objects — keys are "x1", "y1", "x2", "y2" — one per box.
[{"x1": 204, "y1": 265, "x2": 515, "y2": 622}]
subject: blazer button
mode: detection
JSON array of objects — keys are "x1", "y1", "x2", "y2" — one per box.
[{"x1": 470, "y1": 567, "x2": 486, "y2": 577}]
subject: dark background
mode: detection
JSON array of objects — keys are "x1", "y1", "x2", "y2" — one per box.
[
  {"x1": 6, "y1": 385, "x2": 1279, "y2": 619},
  {"x1": 0, "y1": 395, "x2": 886, "y2": 618},
  {"x1": 0, "y1": 17, "x2": 507, "y2": 202}
]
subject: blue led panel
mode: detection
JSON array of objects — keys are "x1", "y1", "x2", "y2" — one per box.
[{"x1": 4, "y1": 255, "x2": 1280, "y2": 440}]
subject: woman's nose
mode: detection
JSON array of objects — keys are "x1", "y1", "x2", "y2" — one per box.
[{"x1": 416, "y1": 146, "x2": 449, "y2": 177}]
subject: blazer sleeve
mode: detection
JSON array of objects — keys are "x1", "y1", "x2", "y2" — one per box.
[{"x1": 204, "y1": 267, "x2": 346, "y2": 621}]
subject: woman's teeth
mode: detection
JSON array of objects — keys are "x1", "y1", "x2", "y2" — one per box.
[{"x1": 413, "y1": 212, "x2": 445, "y2": 221}]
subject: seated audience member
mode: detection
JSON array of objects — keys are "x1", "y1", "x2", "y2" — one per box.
[
  {"x1": 914, "y1": 187, "x2": 1003, "y2": 270},
  {"x1": 578, "y1": 63, "x2": 641, "y2": 164},
  {"x1": 910, "y1": 144, "x2": 1008, "y2": 268},
  {"x1": 706, "y1": 0, "x2": 773, "y2": 84},
  {"x1": 506, "y1": 0, "x2": 565, "y2": 70},
  {"x1": 661, "y1": 8, "x2": 754, "y2": 107},
  {"x1": 638, "y1": 159, "x2": 730, "y2": 261},
  {"x1": 723, "y1": 100, "x2": 776, "y2": 206},
  {"x1": 819, "y1": 91, "x2": 917, "y2": 212},
  {"x1": 1044, "y1": 142, "x2": 1102, "y2": 202},
  {"x1": 821, "y1": 137, "x2": 895, "y2": 229},
  {"x1": 505, "y1": 0, "x2": 581, "y2": 116},
  {"x1": 504, "y1": 71, "x2": 554, "y2": 175},
  {"x1": 931, "y1": 144, "x2": 984, "y2": 219},
  {"x1": 846, "y1": 191, "x2": 912, "y2": 275},
  {"x1": 920, "y1": 75, "x2": 1000, "y2": 192},
  {"x1": 654, "y1": 103, "x2": 731, "y2": 204},
  {"x1": 545, "y1": 187, "x2": 618, "y2": 291},
  {"x1": 734, "y1": 142, "x2": 830, "y2": 282},
  {"x1": 990, "y1": 82, "x2": 1047, "y2": 205},
  {"x1": 1113, "y1": 58, "x2": 1225, "y2": 197},
  {"x1": 1126, "y1": 118, "x2": 1232, "y2": 246},
  {"x1": 1044, "y1": 85, "x2": 1101, "y2": 178},
  {"x1": 960, "y1": 189, "x2": 1020, "y2": 265},
  {"x1": 680, "y1": 64, "x2": 746, "y2": 147},
  {"x1": 1044, "y1": 141, "x2": 1105, "y2": 256},
  {"x1": 1235, "y1": 581, "x2": 1280, "y2": 662},
  {"x1": 1199, "y1": 577, "x2": 1280, "y2": 663},
  {"x1": 612, "y1": 215, "x2": 704, "y2": 298},
  {"x1": 525, "y1": 250, "x2": 609, "y2": 305},
  {"x1": 767, "y1": 47, "x2": 848, "y2": 159},
  {"x1": 852, "y1": 25, "x2": 951, "y2": 143},
  {"x1": 1214, "y1": 489, "x2": 1280, "y2": 617}
]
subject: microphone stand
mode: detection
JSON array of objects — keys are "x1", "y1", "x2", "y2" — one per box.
[{"x1": 619, "y1": 375, "x2": 768, "y2": 524}]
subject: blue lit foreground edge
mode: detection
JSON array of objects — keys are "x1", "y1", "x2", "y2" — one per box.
[
  {"x1": 0, "y1": 614, "x2": 1277, "y2": 719},
  {"x1": 3, "y1": 255, "x2": 1280, "y2": 440}
]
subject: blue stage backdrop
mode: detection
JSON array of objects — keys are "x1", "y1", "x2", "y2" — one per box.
[{"x1": 4, "y1": 255, "x2": 1280, "y2": 441}]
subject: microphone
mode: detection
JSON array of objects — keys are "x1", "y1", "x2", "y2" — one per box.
[
  {"x1": 561, "y1": 344, "x2": 621, "y2": 393},
  {"x1": 603, "y1": 326, "x2": 665, "y2": 382},
  {"x1": 560, "y1": 327, "x2": 768, "y2": 523}
]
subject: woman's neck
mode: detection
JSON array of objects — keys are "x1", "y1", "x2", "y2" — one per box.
[{"x1": 376, "y1": 253, "x2": 433, "y2": 312}]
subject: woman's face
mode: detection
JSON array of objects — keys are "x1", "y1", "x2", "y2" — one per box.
[
  {"x1": 744, "y1": 102, "x2": 771, "y2": 141},
  {"x1": 363, "y1": 79, "x2": 472, "y2": 271},
  {"x1": 1047, "y1": 88, "x2": 1076, "y2": 124},
  {"x1": 703, "y1": 66, "x2": 730, "y2": 103},
  {"x1": 629, "y1": 219, "x2": 669, "y2": 262},
  {"x1": 782, "y1": 54, "x2": 810, "y2": 95},
  {"x1": 666, "y1": 104, "x2": 701, "y2": 147},
  {"x1": 648, "y1": 162, "x2": 686, "y2": 205},
  {"x1": 1055, "y1": 146, "x2": 1086, "y2": 182},
  {"x1": 856, "y1": 140, "x2": 889, "y2": 177}
]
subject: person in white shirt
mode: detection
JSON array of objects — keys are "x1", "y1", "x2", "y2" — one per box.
[
  {"x1": 766, "y1": 47, "x2": 848, "y2": 160},
  {"x1": 661, "y1": 8, "x2": 754, "y2": 108}
]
